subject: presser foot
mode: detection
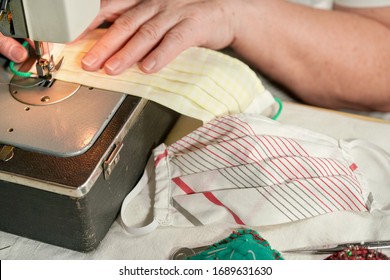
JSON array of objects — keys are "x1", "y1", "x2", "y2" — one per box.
[{"x1": 9, "y1": 55, "x2": 80, "y2": 106}]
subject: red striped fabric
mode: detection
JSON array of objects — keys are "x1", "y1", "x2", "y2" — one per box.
[{"x1": 163, "y1": 115, "x2": 367, "y2": 226}]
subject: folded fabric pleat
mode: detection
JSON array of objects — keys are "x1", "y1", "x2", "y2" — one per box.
[{"x1": 54, "y1": 29, "x2": 275, "y2": 122}]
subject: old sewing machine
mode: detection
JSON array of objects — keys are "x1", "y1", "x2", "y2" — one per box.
[{"x1": 0, "y1": 0, "x2": 178, "y2": 252}]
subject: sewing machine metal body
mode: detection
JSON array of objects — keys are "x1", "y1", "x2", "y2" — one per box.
[
  {"x1": 0, "y1": 0, "x2": 99, "y2": 43},
  {"x1": 0, "y1": 0, "x2": 179, "y2": 251},
  {"x1": 0, "y1": 85, "x2": 178, "y2": 252}
]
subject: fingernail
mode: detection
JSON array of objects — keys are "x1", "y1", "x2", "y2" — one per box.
[
  {"x1": 142, "y1": 58, "x2": 156, "y2": 72},
  {"x1": 104, "y1": 57, "x2": 121, "y2": 74},
  {"x1": 10, "y1": 45, "x2": 26, "y2": 62},
  {"x1": 82, "y1": 53, "x2": 98, "y2": 67}
]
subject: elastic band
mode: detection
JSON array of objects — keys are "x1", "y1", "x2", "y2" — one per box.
[
  {"x1": 120, "y1": 156, "x2": 159, "y2": 235},
  {"x1": 9, "y1": 41, "x2": 34, "y2": 78},
  {"x1": 341, "y1": 139, "x2": 390, "y2": 159},
  {"x1": 272, "y1": 97, "x2": 283, "y2": 120}
]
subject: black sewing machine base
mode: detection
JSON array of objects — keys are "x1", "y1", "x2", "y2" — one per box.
[{"x1": 0, "y1": 95, "x2": 179, "y2": 252}]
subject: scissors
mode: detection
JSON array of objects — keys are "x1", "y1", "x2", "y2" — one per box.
[
  {"x1": 171, "y1": 245, "x2": 211, "y2": 260},
  {"x1": 281, "y1": 240, "x2": 390, "y2": 254}
]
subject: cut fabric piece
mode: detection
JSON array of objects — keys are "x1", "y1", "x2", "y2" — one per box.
[
  {"x1": 54, "y1": 29, "x2": 276, "y2": 123},
  {"x1": 151, "y1": 114, "x2": 369, "y2": 228}
]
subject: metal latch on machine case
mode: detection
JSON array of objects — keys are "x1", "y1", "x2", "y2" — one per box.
[
  {"x1": 103, "y1": 142, "x2": 123, "y2": 180},
  {"x1": 0, "y1": 145, "x2": 14, "y2": 161}
]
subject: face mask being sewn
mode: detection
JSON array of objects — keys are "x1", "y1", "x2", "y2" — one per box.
[
  {"x1": 54, "y1": 29, "x2": 276, "y2": 123},
  {"x1": 121, "y1": 114, "x2": 372, "y2": 234}
]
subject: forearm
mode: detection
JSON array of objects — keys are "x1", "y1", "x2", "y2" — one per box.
[{"x1": 232, "y1": 0, "x2": 390, "y2": 111}]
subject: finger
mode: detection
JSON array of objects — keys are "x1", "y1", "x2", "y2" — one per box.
[
  {"x1": 139, "y1": 20, "x2": 202, "y2": 73},
  {"x1": 103, "y1": 12, "x2": 180, "y2": 75},
  {"x1": 81, "y1": 3, "x2": 158, "y2": 72},
  {"x1": 0, "y1": 34, "x2": 28, "y2": 63}
]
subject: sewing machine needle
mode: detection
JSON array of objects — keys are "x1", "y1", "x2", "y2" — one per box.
[{"x1": 34, "y1": 41, "x2": 44, "y2": 60}]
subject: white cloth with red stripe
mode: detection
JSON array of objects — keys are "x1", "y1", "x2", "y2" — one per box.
[{"x1": 121, "y1": 113, "x2": 378, "y2": 233}]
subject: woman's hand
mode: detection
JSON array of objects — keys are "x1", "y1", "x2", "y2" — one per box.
[
  {"x1": 81, "y1": 0, "x2": 239, "y2": 75},
  {"x1": 0, "y1": 34, "x2": 28, "y2": 63}
]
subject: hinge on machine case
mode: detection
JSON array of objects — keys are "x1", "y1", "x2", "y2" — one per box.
[
  {"x1": 0, "y1": 145, "x2": 14, "y2": 161},
  {"x1": 103, "y1": 142, "x2": 123, "y2": 180}
]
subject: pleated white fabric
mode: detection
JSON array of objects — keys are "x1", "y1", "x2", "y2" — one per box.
[{"x1": 54, "y1": 29, "x2": 275, "y2": 123}]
